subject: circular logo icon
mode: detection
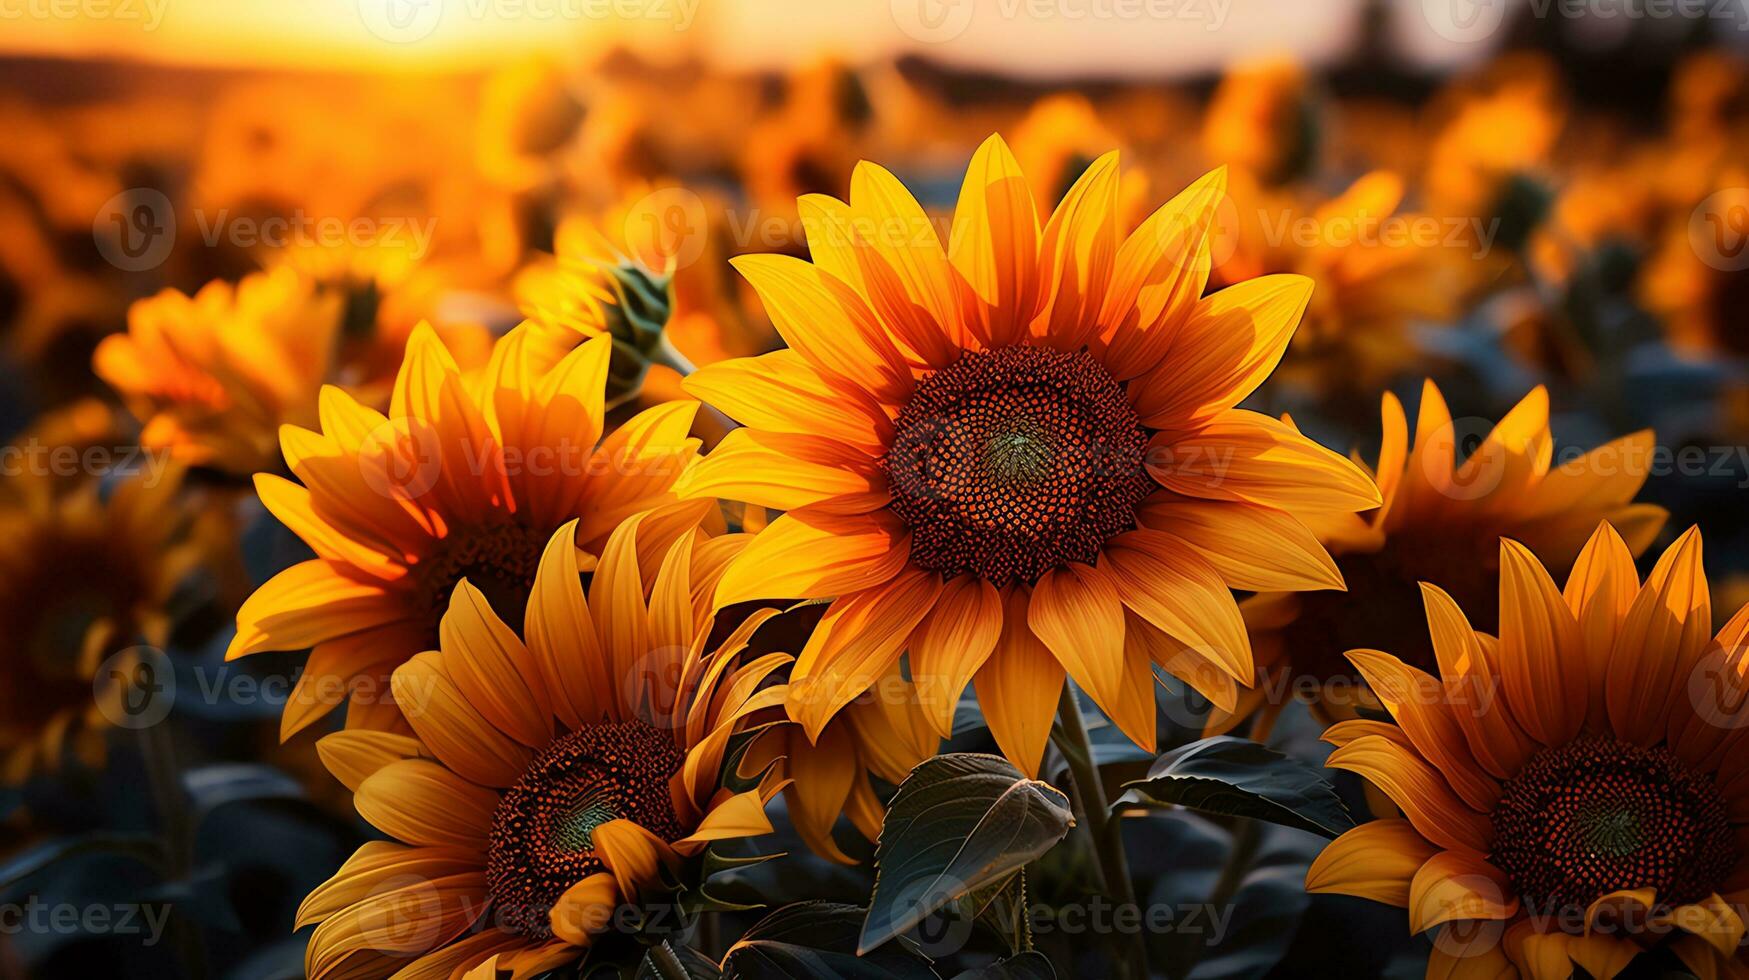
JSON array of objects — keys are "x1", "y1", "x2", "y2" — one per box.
[
  {"x1": 358, "y1": 0, "x2": 444, "y2": 43},
  {"x1": 94, "y1": 646, "x2": 176, "y2": 730},
  {"x1": 620, "y1": 645, "x2": 690, "y2": 731},
  {"x1": 1426, "y1": 872, "x2": 1509, "y2": 959},
  {"x1": 1687, "y1": 644, "x2": 1749, "y2": 731},
  {"x1": 1422, "y1": 0, "x2": 1509, "y2": 44},
  {"x1": 1425, "y1": 416, "x2": 1509, "y2": 501},
  {"x1": 1689, "y1": 188, "x2": 1749, "y2": 272},
  {"x1": 358, "y1": 416, "x2": 443, "y2": 502},
  {"x1": 623, "y1": 187, "x2": 710, "y2": 273},
  {"x1": 93, "y1": 189, "x2": 175, "y2": 273},
  {"x1": 904, "y1": 875, "x2": 976, "y2": 957},
  {"x1": 891, "y1": 0, "x2": 975, "y2": 44},
  {"x1": 357, "y1": 873, "x2": 447, "y2": 956}
]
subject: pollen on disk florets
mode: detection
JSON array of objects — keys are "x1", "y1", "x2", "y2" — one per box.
[
  {"x1": 1489, "y1": 735, "x2": 1737, "y2": 918},
  {"x1": 882, "y1": 345, "x2": 1153, "y2": 586},
  {"x1": 486, "y1": 720, "x2": 687, "y2": 939},
  {"x1": 414, "y1": 521, "x2": 550, "y2": 635}
]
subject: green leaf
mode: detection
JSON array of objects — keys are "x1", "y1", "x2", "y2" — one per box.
[
  {"x1": 0, "y1": 833, "x2": 166, "y2": 893},
  {"x1": 860, "y1": 753, "x2": 1074, "y2": 955},
  {"x1": 722, "y1": 902, "x2": 936, "y2": 979},
  {"x1": 951, "y1": 951, "x2": 1056, "y2": 980},
  {"x1": 636, "y1": 940, "x2": 722, "y2": 980},
  {"x1": 1114, "y1": 737, "x2": 1353, "y2": 839}
]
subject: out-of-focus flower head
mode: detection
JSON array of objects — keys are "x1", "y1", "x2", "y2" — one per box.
[
  {"x1": 0, "y1": 402, "x2": 204, "y2": 782},
  {"x1": 1424, "y1": 56, "x2": 1565, "y2": 273},
  {"x1": 1216, "y1": 170, "x2": 1461, "y2": 395},
  {"x1": 1201, "y1": 58, "x2": 1322, "y2": 189},
  {"x1": 1010, "y1": 93, "x2": 1152, "y2": 230},
  {"x1": 1640, "y1": 171, "x2": 1749, "y2": 360},
  {"x1": 94, "y1": 267, "x2": 344, "y2": 476}
]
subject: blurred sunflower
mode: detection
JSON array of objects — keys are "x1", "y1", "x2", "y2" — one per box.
[
  {"x1": 226, "y1": 324, "x2": 710, "y2": 738},
  {"x1": 297, "y1": 516, "x2": 783, "y2": 979},
  {"x1": 1424, "y1": 59, "x2": 1564, "y2": 279},
  {"x1": 1640, "y1": 175, "x2": 1749, "y2": 360},
  {"x1": 1307, "y1": 525, "x2": 1749, "y2": 980},
  {"x1": 1215, "y1": 170, "x2": 1461, "y2": 395},
  {"x1": 1201, "y1": 58, "x2": 1321, "y2": 188},
  {"x1": 1219, "y1": 381, "x2": 1666, "y2": 734},
  {"x1": 93, "y1": 266, "x2": 344, "y2": 476},
  {"x1": 514, "y1": 195, "x2": 773, "y2": 404},
  {"x1": 0, "y1": 404, "x2": 202, "y2": 781},
  {"x1": 677, "y1": 134, "x2": 1379, "y2": 775}
]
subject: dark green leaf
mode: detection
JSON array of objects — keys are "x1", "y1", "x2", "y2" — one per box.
[
  {"x1": 0, "y1": 833, "x2": 165, "y2": 893},
  {"x1": 722, "y1": 902, "x2": 935, "y2": 980},
  {"x1": 951, "y1": 951, "x2": 1056, "y2": 980},
  {"x1": 637, "y1": 940, "x2": 722, "y2": 979},
  {"x1": 1115, "y1": 737, "x2": 1352, "y2": 839},
  {"x1": 860, "y1": 754, "x2": 1074, "y2": 955}
]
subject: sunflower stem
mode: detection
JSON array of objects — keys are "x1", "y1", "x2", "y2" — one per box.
[
  {"x1": 1052, "y1": 684, "x2": 1148, "y2": 980},
  {"x1": 140, "y1": 722, "x2": 209, "y2": 980},
  {"x1": 650, "y1": 333, "x2": 698, "y2": 377}
]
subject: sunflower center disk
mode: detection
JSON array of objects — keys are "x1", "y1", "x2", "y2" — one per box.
[
  {"x1": 1489, "y1": 736, "x2": 1738, "y2": 920},
  {"x1": 414, "y1": 520, "x2": 550, "y2": 634},
  {"x1": 882, "y1": 346, "x2": 1153, "y2": 586},
  {"x1": 486, "y1": 719, "x2": 687, "y2": 939}
]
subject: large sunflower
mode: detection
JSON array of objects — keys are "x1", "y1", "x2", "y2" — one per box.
[
  {"x1": 297, "y1": 516, "x2": 784, "y2": 979},
  {"x1": 226, "y1": 323, "x2": 709, "y2": 738},
  {"x1": 93, "y1": 266, "x2": 344, "y2": 476},
  {"x1": 676, "y1": 134, "x2": 1379, "y2": 775},
  {"x1": 1307, "y1": 525, "x2": 1749, "y2": 979},
  {"x1": 1221, "y1": 381, "x2": 1667, "y2": 735}
]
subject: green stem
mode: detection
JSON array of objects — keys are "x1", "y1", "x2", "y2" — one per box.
[
  {"x1": 140, "y1": 723, "x2": 207, "y2": 980},
  {"x1": 650, "y1": 333, "x2": 698, "y2": 377},
  {"x1": 1052, "y1": 685, "x2": 1147, "y2": 980}
]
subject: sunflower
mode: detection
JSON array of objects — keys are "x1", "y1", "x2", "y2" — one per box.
[
  {"x1": 226, "y1": 323, "x2": 710, "y2": 738},
  {"x1": 744, "y1": 655, "x2": 940, "y2": 863},
  {"x1": 1219, "y1": 381, "x2": 1668, "y2": 735},
  {"x1": 675, "y1": 135, "x2": 1380, "y2": 775},
  {"x1": 297, "y1": 516, "x2": 784, "y2": 979},
  {"x1": 1213, "y1": 169, "x2": 1461, "y2": 397},
  {"x1": 1640, "y1": 175, "x2": 1749, "y2": 361},
  {"x1": 0, "y1": 404, "x2": 204, "y2": 782},
  {"x1": 1200, "y1": 58, "x2": 1321, "y2": 188},
  {"x1": 1307, "y1": 524, "x2": 1749, "y2": 979},
  {"x1": 93, "y1": 267, "x2": 344, "y2": 476}
]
